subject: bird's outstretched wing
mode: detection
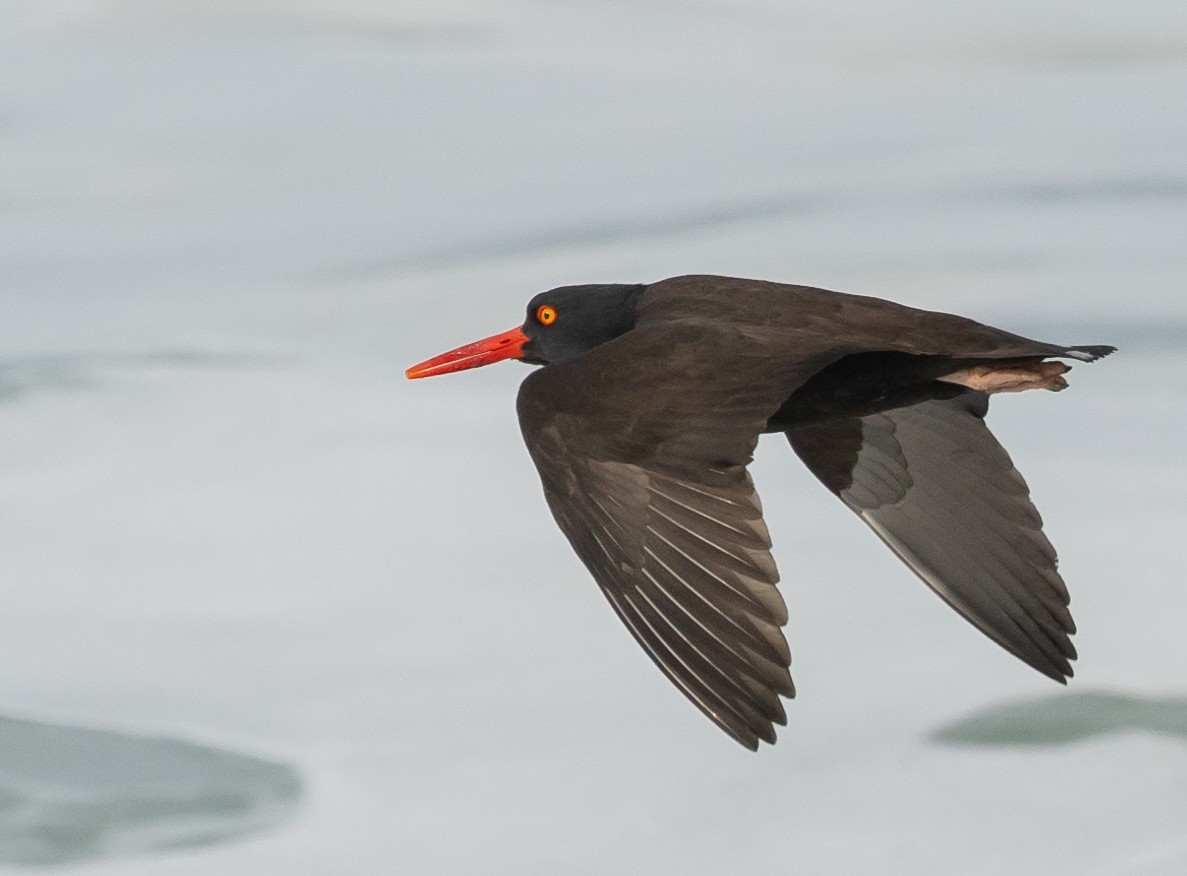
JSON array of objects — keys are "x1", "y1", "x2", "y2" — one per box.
[
  {"x1": 787, "y1": 392, "x2": 1076, "y2": 680},
  {"x1": 516, "y1": 322, "x2": 821, "y2": 748}
]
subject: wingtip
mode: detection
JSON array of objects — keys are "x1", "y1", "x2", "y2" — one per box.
[
  {"x1": 1033, "y1": 654, "x2": 1075, "y2": 685},
  {"x1": 728, "y1": 720, "x2": 781, "y2": 751},
  {"x1": 735, "y1": 732, "x2": 761, "y2": 752},
  {"x1": 756, "y1": 722, "x2": 778, "y2": 747},
  {"x1": 1065, "y1": 344, "x2": 1117, "y2": 362}
]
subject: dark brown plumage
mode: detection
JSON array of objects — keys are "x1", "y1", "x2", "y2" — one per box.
[{"x1": 407, "y1": 274, "x2": 1114, "y2": 749}]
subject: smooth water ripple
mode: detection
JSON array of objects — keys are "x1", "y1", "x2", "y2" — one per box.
[
  {"x1": 0, "y1": 715, "x2": 301, "y2": 867},
  {"x1": 932, "y1": 691, "x2": 1187, "y2": 747}
]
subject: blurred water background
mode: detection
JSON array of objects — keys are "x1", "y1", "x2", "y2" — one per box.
[{"x1": 2, "y1": 1, "x2": 1186, "y2": 873}]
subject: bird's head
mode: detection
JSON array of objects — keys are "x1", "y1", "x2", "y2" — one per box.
[{"x1": 406, "y1": 283, "x2": 644, "y2": 378}]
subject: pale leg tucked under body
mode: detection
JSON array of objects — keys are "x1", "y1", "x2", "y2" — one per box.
[{"x1": 938, "y1": 360, "x2": 1071, "y2": 393}]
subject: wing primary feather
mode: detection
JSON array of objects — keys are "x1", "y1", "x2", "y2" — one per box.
[
  {"x1": 641, "y1": 545, "x2": 762, "y2": 641},
  {"x1": 865, "y1": 507, "x2": 1073, "y2": 678},
  {"x1": 647, "y1": 503, "x2": 773, "y2": 579},
  {"x1": 643, "y1": 527, "x2": 787, "y2": 628},
  {"x1": 601, "y1": 589, "x2": 726, "y2": 722},
  {"x1": 659, "y1": 477, "x2": 758, "y2": 510},
  {"x1": 888, "y1": 478, "x2": 1072, "y2": 631},
  {"x1": 628, "y1": 586, "x2": 781, "y2": 740},
  {"x1": 587, "y1": 494, "x2": 633, "y2": 547},
  {"x1": 638, "y1": 571, "x2": 789, "y2": 714},
  {"x1": 647, "y1": 482, "x2": 767, "y2": 543},
  {"x1": 639, "y1": 562, "x2": 794, "y2": 698},
  {"x1": 614, "y1": 589, "x2": 771, "y2": 747},
  {"x1": 890, "y1": 499, "x2": 1070, "y2": 653},
  {"x1": 588, "y1": 529, "x2": 621, "y2": 569}
]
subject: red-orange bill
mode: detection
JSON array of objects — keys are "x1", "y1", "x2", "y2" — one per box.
[{"x1": 405, "y1": 326, "x2": 528, "y2": 379}]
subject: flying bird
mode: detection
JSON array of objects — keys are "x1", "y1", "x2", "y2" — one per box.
[{"x1": 406, "y1": 275, "x2": 1114, "y2": 749}]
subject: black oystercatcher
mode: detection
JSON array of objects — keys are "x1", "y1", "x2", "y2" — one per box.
[{"x1": 407, "y1": 275, "x2": 1114, "y2": 749}]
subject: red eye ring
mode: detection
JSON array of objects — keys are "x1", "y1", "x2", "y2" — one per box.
[{"x1": 536, "y1": 305, "x2": 557, "y2": 325}]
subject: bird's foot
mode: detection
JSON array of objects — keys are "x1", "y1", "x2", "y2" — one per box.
[{"x1": 937, "y1": 360, "x2": 1070, "y2": 394}]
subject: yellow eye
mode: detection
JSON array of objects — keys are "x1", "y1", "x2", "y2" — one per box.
[{"x1": 536, "y1": 305, "x2": 557, "y2": 325}]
